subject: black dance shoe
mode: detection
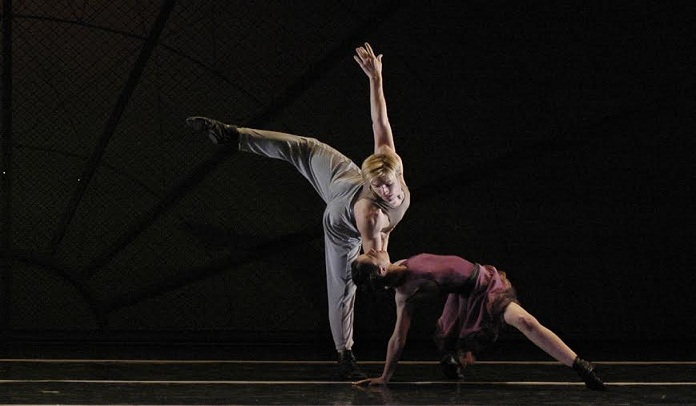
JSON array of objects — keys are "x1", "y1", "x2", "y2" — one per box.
[
  {"x1": 185, "y1": 116, "x2": 239, "y2": 145},
  {"x1": 336, "y1": 350, "x2": 367, "y2": 380},
  {"x1": 439, "y1": 353, "x2": 464, "y2": 379},
  {"x1": 573, "y1": 357, "x2": 606, "y2": 390}
]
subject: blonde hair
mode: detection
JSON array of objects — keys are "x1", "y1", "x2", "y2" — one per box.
[{"x1": 361, "y1": 151, "x2": 402, "y2": 184}]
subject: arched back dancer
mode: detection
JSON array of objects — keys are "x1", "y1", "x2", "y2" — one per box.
[{"x1": 351, "y1": 250, "x2": 606, "y2": 390}]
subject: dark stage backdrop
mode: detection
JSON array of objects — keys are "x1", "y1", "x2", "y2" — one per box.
[{"x1": 0, "y1": 1, "x2": 694, "y2": 353}]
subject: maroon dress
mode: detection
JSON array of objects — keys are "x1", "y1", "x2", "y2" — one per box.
[{"x1": 401, "y1": 253, "x2": 518, "y2": 353}]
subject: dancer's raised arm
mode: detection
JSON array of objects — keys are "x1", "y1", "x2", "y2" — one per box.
[{"x1": 354, "y1": 42, "x2": 394, "y2": 154}]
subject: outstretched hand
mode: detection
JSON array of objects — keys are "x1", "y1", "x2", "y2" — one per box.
[
  {"x1": 354, "y1": 42, "x2": 383, "y2": 79},
  {"x1": 353, "y1": 376, "x2": 388, "y2": 386}
]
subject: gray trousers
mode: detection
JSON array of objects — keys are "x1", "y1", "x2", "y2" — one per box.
[{"x1": 238, "y1": 127, "x2": 363, "y2": 351}]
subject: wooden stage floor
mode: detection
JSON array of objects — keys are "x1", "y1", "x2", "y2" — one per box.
[{"x1": 1, "y1": 341, "x2": 694, "y2": 405}]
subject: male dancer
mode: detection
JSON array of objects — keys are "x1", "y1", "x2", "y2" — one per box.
[{"x1": 186, "y1": 43, "x2": 409, "y2": 379}]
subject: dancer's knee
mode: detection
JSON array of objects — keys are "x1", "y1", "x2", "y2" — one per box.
[{"x1": 509, "y1": 312, "x2": 541, "y2": 334}]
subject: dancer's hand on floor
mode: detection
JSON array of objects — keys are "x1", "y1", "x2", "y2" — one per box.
[{"x1": 353, "y1": 376, "x2": 387, "y2": 386}]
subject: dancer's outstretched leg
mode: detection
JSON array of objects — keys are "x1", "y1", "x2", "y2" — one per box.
[{"x1": 503, "y1": 302, "x2": 606, "y2": 390}]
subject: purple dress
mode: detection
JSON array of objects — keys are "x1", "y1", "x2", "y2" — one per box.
[{"x1": 402, "y1": 253, "x2": 518, "y2": 353}]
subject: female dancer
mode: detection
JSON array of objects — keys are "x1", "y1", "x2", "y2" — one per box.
[{"x1": 351, "y1": 250, "x2": 606, "y2": 390}]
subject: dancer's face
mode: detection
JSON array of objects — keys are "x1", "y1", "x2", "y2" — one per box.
[
  {"x1": 358, "y1": 249, "x2": 391, "y2": 275},
  {"x1": 370, "y1": 174, "x2": 402, "y2": 206}
]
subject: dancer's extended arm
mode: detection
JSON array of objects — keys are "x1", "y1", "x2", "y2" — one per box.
[{"x1": 354, "y1": 42, "x2": 394, "y2": 154}]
